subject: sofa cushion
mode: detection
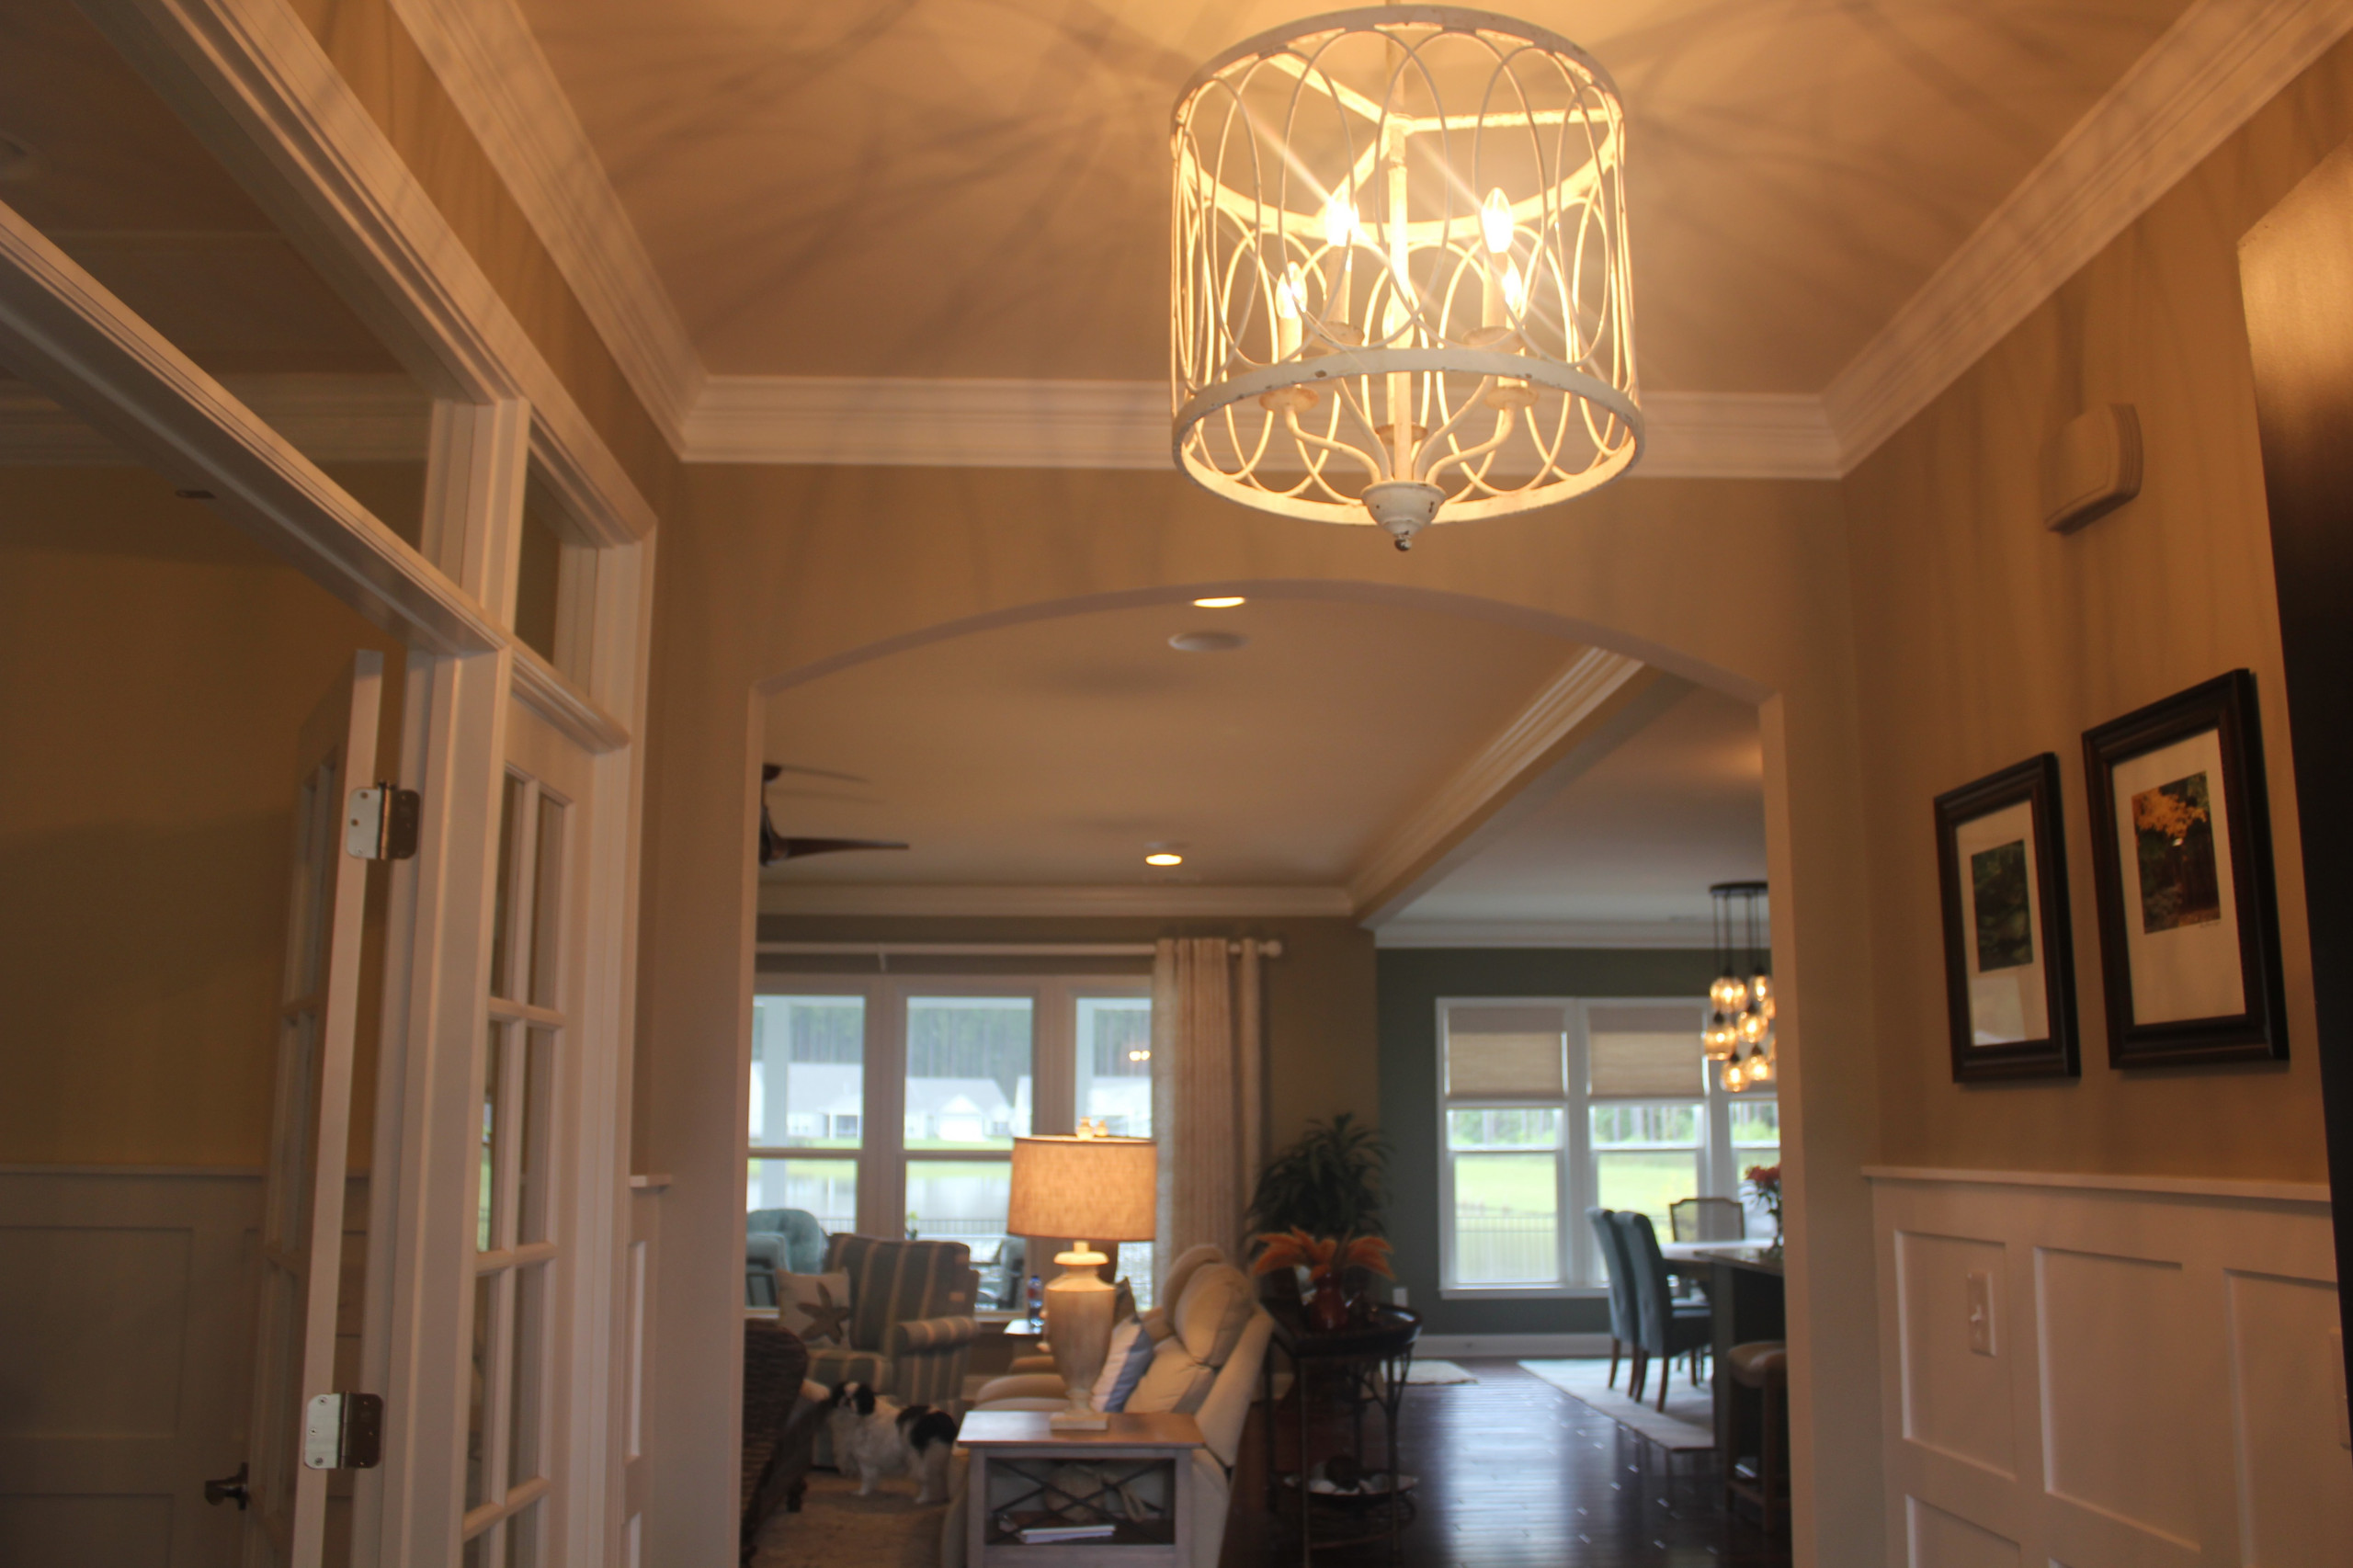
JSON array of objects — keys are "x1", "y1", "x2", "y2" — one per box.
[
  {"x1": 1125, "y1": 1333, "x2": 1216, "y2": 1415},
  {"x1": 1172, "y1": 1262, "x2": 1255, "y2": 1368}
]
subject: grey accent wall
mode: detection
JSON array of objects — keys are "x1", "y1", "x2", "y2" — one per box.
[{"x1": 1376, "y1": 947, "x2": 1718, "y2": 1337}]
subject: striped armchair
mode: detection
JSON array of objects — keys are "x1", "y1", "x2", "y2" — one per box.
[{"x1": 805, "y1": 1234, "x2": 982, "y2": 1413}]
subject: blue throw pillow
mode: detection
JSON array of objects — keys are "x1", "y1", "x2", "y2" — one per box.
[{"x1": 1090, "y1": 1316, "x2": 1156, "y2": 1413}]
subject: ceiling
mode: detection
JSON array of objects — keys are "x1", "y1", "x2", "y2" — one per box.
[
  {"x1": 514, "y1": 0, "x2": 2192, "y2": 391},
  {"x1": 758, "y1": 597, "x2": 1585, "y2": 892},
  {"x1": 1383, "y1": 683, "x2": 1766, "y2": 938}
]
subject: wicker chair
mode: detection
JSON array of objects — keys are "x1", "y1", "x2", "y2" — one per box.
[{"x1": 740, "y1": 1318, "x2": 823, "y2": 1562}]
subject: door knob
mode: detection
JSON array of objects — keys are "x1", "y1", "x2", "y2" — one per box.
[{"x1": 204, "y1": 1462, "x2": 251, "y2": 1510}]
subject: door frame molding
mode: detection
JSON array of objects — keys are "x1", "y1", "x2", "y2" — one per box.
[{"x1": 1, "y1": 5, "x2": 659, "y2": 1562}]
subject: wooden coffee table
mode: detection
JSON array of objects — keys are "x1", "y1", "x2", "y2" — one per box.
[{"x1": 960, "y1": 1410, "x2": 1204, "y2": 1566}]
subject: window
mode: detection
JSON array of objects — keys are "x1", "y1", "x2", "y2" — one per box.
[
  {"x1": 749, "y1": 978, "x2": 1151, "y2": 1305},
  {"x1": 1437, "y1": 996, "x2": 1777, "y2": 1296}
]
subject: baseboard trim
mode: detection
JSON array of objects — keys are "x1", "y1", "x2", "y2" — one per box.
[{"x1": 1418, "y1": 1333, "x2": 1613, "y2": 1358}]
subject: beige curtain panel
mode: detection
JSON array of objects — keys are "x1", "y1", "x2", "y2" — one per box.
[{"x1": 1149, "y1": 937, "x2": 1264, "y2": 1278}]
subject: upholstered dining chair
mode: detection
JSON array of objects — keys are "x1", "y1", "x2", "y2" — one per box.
[
  {"x1": 1611, "y1": 1210, "x2": 1711, "y2": 1411},
  {"x1": 1668, "y1": 1196, "x2": 1747, "y2": 1243},
  {"x1": 1586, "y1": 1208, "x2": 1639, "y2": 1390}
]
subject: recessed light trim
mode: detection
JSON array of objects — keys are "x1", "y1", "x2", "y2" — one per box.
[
  {"x1": 1145, "y1": 852, "x2": 1184, "y2": 867},
  {"x1": 1192, "y1": 596, "x2": 1246, "y2": 608}
]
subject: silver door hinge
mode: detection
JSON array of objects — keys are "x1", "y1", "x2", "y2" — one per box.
[
  {"x1": 346, "y1": 784, "x2": 420, "y2": 860},
  {"x1": 302, "y1": 1392, "x2": 383, "y2": 1471}
]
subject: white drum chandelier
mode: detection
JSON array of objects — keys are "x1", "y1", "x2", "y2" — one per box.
[{"x1": 1171, "y1": 7, "x2": 1640, "y2": 550}]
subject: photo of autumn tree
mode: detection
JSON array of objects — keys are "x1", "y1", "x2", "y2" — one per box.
[{"x1": 2131, "y1": 769, "x2": 2221, "y2": 932}]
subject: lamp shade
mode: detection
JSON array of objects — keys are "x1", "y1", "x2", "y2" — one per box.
[{"x1": 1006, "y1": 1135, "x2": 1157, "y2": 1243}]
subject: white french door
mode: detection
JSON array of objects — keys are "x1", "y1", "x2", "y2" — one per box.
[
  {"x1": 243, "y1": 652, "x2": 384, "y2": 1568},
  {"x1": 459, "y1": 701, "x2": 593, "y2": 1566}
]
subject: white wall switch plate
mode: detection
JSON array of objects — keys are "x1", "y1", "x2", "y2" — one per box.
[{"x1": 1966, "y1": 1269, "x2": 1996, "y2": 1357}]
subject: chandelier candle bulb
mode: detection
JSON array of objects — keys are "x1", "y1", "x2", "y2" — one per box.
[{"x1": 1172, "y1": 8, "x2": 1640, "y2": 549}]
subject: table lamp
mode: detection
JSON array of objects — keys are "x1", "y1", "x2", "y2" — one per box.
[{"x1": 1006, "y1": 1128, "x2": 1157, "y2": 1429}]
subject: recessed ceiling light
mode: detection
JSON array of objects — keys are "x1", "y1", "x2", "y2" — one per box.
[
  {"x1": 1192, "y1": 596, "x2": 1246, "y2": 608},
  {"x1": 1145, "y1": 852, "x2": 1184, "y2": 867},
  {"x1": 1169, "y1": 631, "x2": 1246, "y2": 653}
]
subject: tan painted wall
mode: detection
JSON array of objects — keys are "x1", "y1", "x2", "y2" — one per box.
[
  {"x1": 644, "y1": 463, "x2": 1883, "y2": 1563},
  {"x1": 286, "y1": 0, "x2": 678, "y2": 512},
  {"x1": 0, "y1": 466, "x2": 404, "y2": 1168},
  {"x1": 1842, "y1": 40, "x2": 2353, "y2": 1186}
]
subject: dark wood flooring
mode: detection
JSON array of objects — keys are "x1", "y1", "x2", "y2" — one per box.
[{"x1": 1222, "y1": 1359, "x2": 1792, "y2": 1568}]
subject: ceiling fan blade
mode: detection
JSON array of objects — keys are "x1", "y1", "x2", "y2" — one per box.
[{"x1": 777, "y1": 836, "x2": 911, "y2": 861}]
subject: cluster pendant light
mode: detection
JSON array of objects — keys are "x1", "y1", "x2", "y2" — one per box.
[
  {"x1": 1704, "y1": 881, "x2": 1776, "y2": 1091},
  {"x1": 1171, "y1": 7, "x2": 1640, "y2": 550}
]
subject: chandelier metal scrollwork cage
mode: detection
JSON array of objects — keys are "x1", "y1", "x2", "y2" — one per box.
[
  {"x1": 1171, "y1": 6, "x2": 1640, "y2": 550},
  {"x1": 1703, "y1": 881, "x2": 1776, "y2": 1091}
]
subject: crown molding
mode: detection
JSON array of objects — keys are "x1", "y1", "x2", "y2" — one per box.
[
  {"x1": 1371, "y1": 919, "x2": 1719, "y2": 949},
  {"x1": 1823, "y1": 0, "x2": 2353, "y2": 469},
  {"x1": 1347, "y1": 651, "x2": 1667, "y2": 920},
  {"x1": 685, "y1": 377, "x2": 1845, "y2": 478},
  {"x1": 0, "y1": 374, "x2": 429, "y2": 465},
  {"x1": 386, "y1": 0, "x2": 704, "y2": 448},
  {"x1": 756, "y1": 881, "x2": 1355, "y2": 919}
]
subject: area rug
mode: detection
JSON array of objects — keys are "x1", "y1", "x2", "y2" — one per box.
[
  {"x1": 1403, "y1": 1358, "x2": 1477, "y2": 1384},
  {"x1": 1518, "y1": 1358, "x2": 1712, "y2": 1450},
  {"x1": 750, "y1": 1471, "x2": 946, "y2": 1568}
]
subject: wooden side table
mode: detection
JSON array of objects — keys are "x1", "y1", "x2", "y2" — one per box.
[{"x1": 960, "y1": 1410, "x2": 1203, "y2": 1566}]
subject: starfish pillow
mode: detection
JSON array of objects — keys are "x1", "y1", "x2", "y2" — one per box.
[{"x1": 775, "y1": 1268, "x2": 854, "y2": 1347}]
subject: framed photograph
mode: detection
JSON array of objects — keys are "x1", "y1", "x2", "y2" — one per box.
[
  {"x1": 2082, "y1": 670, "x2": 2287, "y2": 1067},
  {"x1": 1934, "y1": 754, "x2": 2078, "y2": 1081}
]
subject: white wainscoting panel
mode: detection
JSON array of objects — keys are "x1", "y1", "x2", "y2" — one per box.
[
  {"x1": 0, "y1": 1167, "x2": 262, "y2": 1568},
  {"x1": 1870, "y1": 1167, "x2": 2348, "y2": 1568}
]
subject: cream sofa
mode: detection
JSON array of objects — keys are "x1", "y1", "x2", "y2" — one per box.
[{"x1": 941, "y1": 1244, "x2": 1274, "y2": 1568}]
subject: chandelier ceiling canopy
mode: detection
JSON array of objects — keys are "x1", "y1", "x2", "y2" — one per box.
[{"x1": 1171, "y1": 6, "x2": 1641, "y2": 549}]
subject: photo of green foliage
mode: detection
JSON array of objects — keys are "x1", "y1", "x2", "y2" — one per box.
[{"x1": 1970, "y1": 838, "x2": 2033, "y2": 970}]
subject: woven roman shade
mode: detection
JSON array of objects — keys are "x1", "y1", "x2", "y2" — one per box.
[
  {"x1": 1443, "y1": 1005, "x2": 1568, "y2": 1100},
  {"x1": 1586, "y1": 1003, "x2": 1705, "y2": 1098}
]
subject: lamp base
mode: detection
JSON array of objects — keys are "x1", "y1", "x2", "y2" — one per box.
[{"x1": 1042, "y1": 1245, "x2": 1117, "y2": 1431}]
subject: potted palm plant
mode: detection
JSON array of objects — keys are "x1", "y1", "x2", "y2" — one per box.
[{"x1": 1245, "y1": 1113, "x2": 1391, "y2": 1323}]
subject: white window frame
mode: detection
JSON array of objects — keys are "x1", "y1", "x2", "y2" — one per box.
[
  {"x1": 748, "y1": 976, "x2": 1150, "y2": 1251},
  {"x1": 1436, "y1": 995, "x2": 1777, "y2": 1300}
]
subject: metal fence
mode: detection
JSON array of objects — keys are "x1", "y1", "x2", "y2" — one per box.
[{"x1": 1455, "y1": 1210, "x2": 1558, "y2": 1285}]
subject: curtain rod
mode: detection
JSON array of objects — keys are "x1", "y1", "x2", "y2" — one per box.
[{"x1": 754, "y1": 940, "x2": 1283, "y2": 960}]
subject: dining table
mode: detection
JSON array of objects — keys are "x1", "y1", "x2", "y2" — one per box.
[{"x1": 1678, "y1": 1244, "x2": 1785, "y2": 1466}]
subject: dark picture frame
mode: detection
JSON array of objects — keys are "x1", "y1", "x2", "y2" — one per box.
[
  {"x1": 1934, "y1": 754, "x2": 2079, "y2": 1081},
  {"x1": 2082, "y1": 670, "x2": 2287, "y2": 1067}
]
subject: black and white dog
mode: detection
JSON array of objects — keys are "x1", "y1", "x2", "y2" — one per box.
[{"x1": 823, "y1": 1382, "x2": 958, "y2": 1504}]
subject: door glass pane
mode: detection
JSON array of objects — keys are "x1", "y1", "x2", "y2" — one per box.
[
  {"x1": 466, "y1": 1272, "x2": 495, "y2": 1509},
  {"x1": 489, "y1": 778, "x2": 521, "y2": 999},
  {"x1": 1074, "y1": 995, "x2": 1152, "y2": 1135},
  {"x1": 517, "y1": 1028, "x2": 556, "y2": 1245},
  {"x1": 906, "y1": 1159, "x2": 1010, "y2": 1245},
  {"x1": 905, "y1": 996, "x2": 1031, "y2": 1150},
  {"x1": 507, "y1": 1261, "x2": 545, "y2": 1489},
  {"x1": 1451, "y1": 1153, "x2": 1558, "y2": 1284},
  {"x1": 750, "y1": 995, "x2": 864, "y2": 1148},
  {"x1": 526, "y1": 794, "x2": 565, "y2": 1008},
  {"x1": 479, "y1": 1025, "x2": 505, "y2": 1253},
  {"x1": 746, "y1": 1156, "x2": 857, "y2": 1233},
  {"x1": 508, "y1": 1499, "x2": 541, "y2": 1568}
]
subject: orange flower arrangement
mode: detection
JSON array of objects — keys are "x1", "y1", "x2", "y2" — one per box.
[{"x1": 1250, "y1": 1226, "x2": 1394, "y2": 1284}]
